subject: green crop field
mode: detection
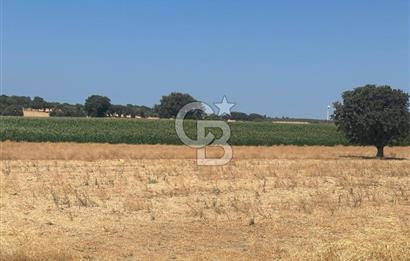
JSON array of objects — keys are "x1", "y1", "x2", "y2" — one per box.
[
  {"x1": 2, "y1": 116, "x2": 409, "y2": 146},
  {"x1": 1, "y1": 116, "x2": 407, "y2": 146},
  {"x1": 1, "y1": 116, "x2": 352, "y2": 146}
]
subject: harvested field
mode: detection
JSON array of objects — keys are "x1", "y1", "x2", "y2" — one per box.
[
  {"x1": 2, "y1": 141, "x2": 409, "y2": 161},
  {"x1": 22, "y1": 110, "x2": 50, "y2": 118},
  {"x1": 1, "y1": 142, "x2": 409, "y2": 260}
]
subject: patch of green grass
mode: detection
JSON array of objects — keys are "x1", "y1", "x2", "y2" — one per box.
[{"x1": 0, "y1": 116, "x2": 355, "y2": 146}]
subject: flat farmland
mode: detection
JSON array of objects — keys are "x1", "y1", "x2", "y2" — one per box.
[
  {"x1": 0, "y1": 116, "x2": 350, "y2": 146},
  {"x1": 1, "y1": 142, "x2": 409, "y2": 260}
]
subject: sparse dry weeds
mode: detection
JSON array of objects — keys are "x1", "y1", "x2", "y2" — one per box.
[{"x1": 0, "y1": 142, "x2": 409, "y2": 260}]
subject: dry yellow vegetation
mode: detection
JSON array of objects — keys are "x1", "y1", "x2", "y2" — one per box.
[
  {"x1": 0, "y1": 142, "x2": 409, "y2": 260},
  {"x1": 22, "y1": 109, "x2": 50, "y2": 117}
]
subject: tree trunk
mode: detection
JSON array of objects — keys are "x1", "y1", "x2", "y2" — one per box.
[{"x1": 376, "y1": 146, "x2": 384, "y2": 158}]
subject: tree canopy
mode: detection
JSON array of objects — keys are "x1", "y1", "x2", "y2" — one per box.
[
  {"x1": 333, "y1": 85, "x2": 410, "y2": 158},
  {"x1": 1, "y1": 93, "x2": 331, "y2": 123},
  {"x1": 155, "y1": 92, "x2": 198, "y2": 118},
  {"x1": 84, "y1": 95, "x2": 111, "y2": 117},
  {"x1": 49, "y1": 104, "x2": 86, "y2": 117},
  {"x1": 2, "y1": 105, "x2": 24, "y2": 116},
  {"x1": 30, "y1": 96, "x2": 48, "y2": 110}
]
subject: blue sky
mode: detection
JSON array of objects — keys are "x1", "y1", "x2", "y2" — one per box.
[{"x1": 2, "y1": 0, "x2": 409, "y2": 119}]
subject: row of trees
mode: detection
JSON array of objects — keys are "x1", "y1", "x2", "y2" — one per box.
[
  {"x1": 82, "y1": 95, "x2": 155, "y2": 118},
  {"x1": 0, "y1": 95, "x2": 86, "y2": 116},
  {"x1": 0, "y1": 95, "x2": 156, "y2": 118},
  {"x1": 0, "y1": 95, "x2": 48, "y2": 116},
  {"x1": 0, "y1": 93, "x2": 270, "y2": 121},
  {"x1": 83, "y1": 93, "x2": 271, "y2": 120},
  {"x1": 153, "y1": 92, "x2": 271, "y2": 121}
]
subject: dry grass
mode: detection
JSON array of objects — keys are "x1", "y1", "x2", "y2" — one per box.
[
  {"x1": 22, "y1": 110, "x2": 50, "y2": 118},
  {"x1": 1, "y1": 142, "x2": 409, "y2": 260},
  {"x1": 1, "y1": 141, "x2": 409, "y2": 160}
]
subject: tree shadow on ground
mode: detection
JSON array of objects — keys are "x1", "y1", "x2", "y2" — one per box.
[{"x1": 340, "y1": 155, "x2": 408, "y2": 161}]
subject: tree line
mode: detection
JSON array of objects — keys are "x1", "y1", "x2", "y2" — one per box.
[
  {"x1": 0, "y1": 94, "x2": 170, "y2": 118},
  {"x1": 0, "y1": 92, "x2": 275, "y2": 121}
]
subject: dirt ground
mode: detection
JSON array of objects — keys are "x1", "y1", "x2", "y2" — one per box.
[{"x1": 0, "y1": 142, "x2": 409, "y2": 260}]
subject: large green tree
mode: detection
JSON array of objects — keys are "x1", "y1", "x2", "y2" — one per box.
[
  {"x1": 155, "y1": 92, "x2": 198, "y2": 118},
  {"x1": 333, "y1": 85, "x2": 409, "y2": 158},
  {"x1": 30, "y1": 96, "x2": 48, "y2": 110},
  {"x1": 84, "y1": 95, "x2": 111, "y2": 117}
]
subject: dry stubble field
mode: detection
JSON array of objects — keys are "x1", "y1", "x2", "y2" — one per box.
[{"x1": 0, "y1": 142, "x2": 410, "y2": 260}]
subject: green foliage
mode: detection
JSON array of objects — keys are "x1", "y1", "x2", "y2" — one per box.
[
  {"x1": 49, "y1": 104, "x2": 86, "y2": 117},
  {"x1": 30, "y1": 96, "x2": 48, "y2": 110},
  {"x1": 1, "y1": 105, "x2": 23, "y2": 116},
  {"x1": 230, "y1": 112, "x2": 249, "y2": 121},
  {"x1": 0, "y1": 95, "x2": 32, "y2": 108},
  {"x1": 204, "y1": 113, "x2": 221, "y2": 120},
  {"x1": 84, "y1": 95, "x2": 111, "y2": 117},
  {"x1": 333, "y1": 85, "x2": 410, "y2": 157},
  {"x1": 0, "y1": 94, "x2": 331, "y2": 123},
  {"x1": 155, "y1": 92, "x2": 198, "y2": 118},
  {"x1": 0, "y1": 116, "x2": 355, "y2": 146},
  {"x1": 107, "y1": 104, "x2": 154, "y2": 118},
  {"x1": 248, "y1": 113, "x2": 266, "y2": 121}
]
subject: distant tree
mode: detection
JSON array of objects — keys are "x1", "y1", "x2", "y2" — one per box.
[
  {"x1": 205, "y1": 113, "x2": 222, "y2": 120},
  {"x1": 47, "y1": 102, "x2": 62, "y2": 108},
  {"x1": 0, "y1": 95, "x2": 31, "y2": 108},
  {"x1": 108, "y1": 104, "x2": 125, "y2": 117},
  {"x1": 229, "y1": 112, "x2": 249, "y2": 121},
  {"x1": 2, "y1": 105, "x2": 23, "y2": 116},
  {"x1": 333, "y1": 85, "x2": 410, "y2": 158},
  {"x1": 139, "y1": 110, "x2": 145, "y2": 118},
  {"x1": 155, "y1": 92, "x2": 199, "y2": 118},
  {"x1": 139, "y1": 105, "x2": 153, "y2": 117},
  {"x1": 30, "y1": 96, "x2": 48, "y2": 110},
  {"x1": 84, "y1": 95, "x2": 111, "y2": 117},
  {"x1": 0, "y1": 95, "x2": 10, "y2": 109},
  {"x1": 124, "y1": 104, "x2": 134, "y2": 118},
  {"x1": 50, "y1": 104, "x2": 86, "y2": 117},
  {"x1": 11, "y1": 96, "x2": 32, "y2": 107},
  {"x1": 248, "y1": 113, "x2": 266, "y2": 121}
]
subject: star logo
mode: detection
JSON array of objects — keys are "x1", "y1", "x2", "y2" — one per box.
[{"x1": 214, "y1": 96, "x2": 236, "y2": 116}]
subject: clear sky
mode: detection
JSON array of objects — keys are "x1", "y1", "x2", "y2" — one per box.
[{"x1": 2, "y1": 0, "x2": 409, "y2": 119}]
